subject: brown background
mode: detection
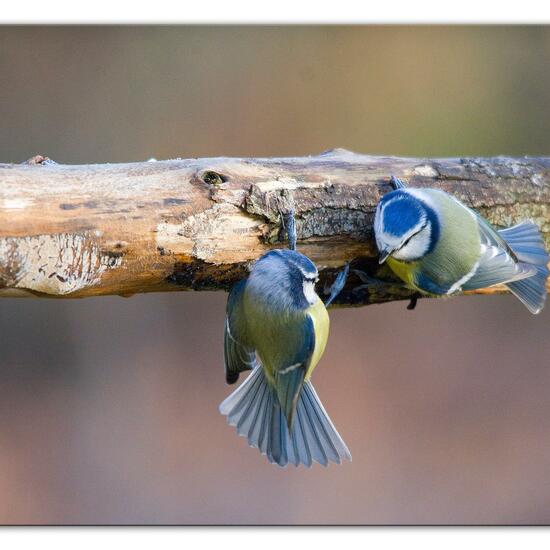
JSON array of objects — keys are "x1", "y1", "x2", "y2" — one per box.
[{"x1": 0, "y1": 26, "x2": 549, "y2": 524}]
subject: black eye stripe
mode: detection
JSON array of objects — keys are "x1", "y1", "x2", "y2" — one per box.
[
  {"x1": 396, "y1": 236, "x2": 413, "y2": 253},
  {"x1": 396, "y1": 221, "x2": 427, "y2": 252}
]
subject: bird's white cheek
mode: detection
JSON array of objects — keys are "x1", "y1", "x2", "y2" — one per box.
[
  {"x1": 392, "y1": 244, "x2": 415, "y2": 260},
  {"x1": 302, "y1": 281, "x2": 318, "y2": 305},
  {"x1": 393, "y1": 229, "x2": 431, "y2": 261}
]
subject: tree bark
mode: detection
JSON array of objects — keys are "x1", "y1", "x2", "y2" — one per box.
[{"x1": 0, "y1": 150, "x2": 548, "y2": 306}]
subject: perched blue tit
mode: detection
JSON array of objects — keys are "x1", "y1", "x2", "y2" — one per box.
[
  {"x1": 219, "y1": 249, "x2": 351, "y2": 467},
  {"x1": 374, "y1": 177, "x2": 549, "y2": 313}
]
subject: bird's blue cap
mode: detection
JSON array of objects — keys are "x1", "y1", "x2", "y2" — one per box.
[
  {"x1": 259, "y1": 249, "x2": 318, "y2": 277},
  {"x1": 379, "y1": 190, "x2": 426, "y2": 238}
]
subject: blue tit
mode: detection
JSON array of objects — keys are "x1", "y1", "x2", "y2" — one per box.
[
  {"x1": 219, "y1": 248, "x2": 351, "y2": 467},
  {"x1": 374, "y1": 177, "x2": 549, "y2": 314}
]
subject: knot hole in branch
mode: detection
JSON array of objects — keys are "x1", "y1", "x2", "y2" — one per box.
[{"x1": 200, "y1": 170, "x2": 228, "y2": 186}]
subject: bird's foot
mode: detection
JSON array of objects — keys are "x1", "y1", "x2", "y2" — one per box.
[
  {"x1": 390, "y1": 175, "x2": 407, "y2": 190},
  {"x1": 279, "y1": 208, "x2": 297, "y2": 251},
  {"x1": 407, "y1": 293, "x2": 421, "y2": 310},
  {"x1": 351, "y1": 269, "x2": 391, "y2": 292},
  {"x1": 352, "y1": 269, "x2": 419, "y2": 311}
]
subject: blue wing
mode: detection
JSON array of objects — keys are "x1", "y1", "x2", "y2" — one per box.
[
  {"x1": 274, "y1": 315, "x2": 315, "y2": 428},
  {"x1": 224, "y1": 280, "x2": 258, "y2": 384},
  {"x1": 415, "y1": 272, "x2": 454, "y2": 295},
  {"x1": 462, "y1": 215, "x2": 536, "y2": 290}
]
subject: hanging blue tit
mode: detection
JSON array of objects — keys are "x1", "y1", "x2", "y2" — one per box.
[
  {"x1": 220, "y1": 248, "x2": 351, "y2": 467},
  {"x1": 374, "y1": 176, "x2": 549, "y2": 314}
]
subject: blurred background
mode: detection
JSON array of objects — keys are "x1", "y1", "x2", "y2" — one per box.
[{"x1": 0, "y1": 26, "x2": 549, "y2": 525}]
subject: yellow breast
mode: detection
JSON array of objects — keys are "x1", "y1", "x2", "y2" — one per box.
[
  {"x1": 386, "y1": 257, "x2": 420, "y2": 290},
  {"x1": 305, "y1": 298, "x2": 330, "y2": 380}
]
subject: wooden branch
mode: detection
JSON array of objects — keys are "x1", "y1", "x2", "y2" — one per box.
[{"x1": 0, "y1": 150, "x2": 549, "y2": 307}]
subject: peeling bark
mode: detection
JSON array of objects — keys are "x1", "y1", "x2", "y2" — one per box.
[{"x1": 0, "y1": 150, "x2": 548, "y2": 306}]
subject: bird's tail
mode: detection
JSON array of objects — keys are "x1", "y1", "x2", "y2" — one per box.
[
  {"x1": 219, "y1": 366, "x2": 351, "y2": 467},
  {"x1": 499, "y1": 221, "x2": 549, "y2": 314}
]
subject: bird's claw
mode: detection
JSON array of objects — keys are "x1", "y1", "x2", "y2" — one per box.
[
  {"x1": 390, "y1": 175, "x2": 407, "y2": 190},
  {"x1": 406, "y1": 294, "x2": 420, "y2": 311},
  {"x1": 279, "y1": 208, "x2": 297, "y2": 251},
  {"x1": 351, "y1": 269, "x2": 389, "y2": 291}
]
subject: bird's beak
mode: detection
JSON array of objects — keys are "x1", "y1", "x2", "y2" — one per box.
[{"x1": 378, "y1": 249, "x2": 392, "y2": 264}]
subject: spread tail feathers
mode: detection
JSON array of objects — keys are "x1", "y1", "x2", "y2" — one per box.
[
  {"x1": 219, "y1": 367, "x2": 351, "y2": 467},
  {"x1": 499, "y1": 221, "x2": 549, "y2": 314}
]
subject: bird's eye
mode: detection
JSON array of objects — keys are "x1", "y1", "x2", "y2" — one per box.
[{"x1": 402, "y1": 235, "x2": 413, "y2": 247}]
